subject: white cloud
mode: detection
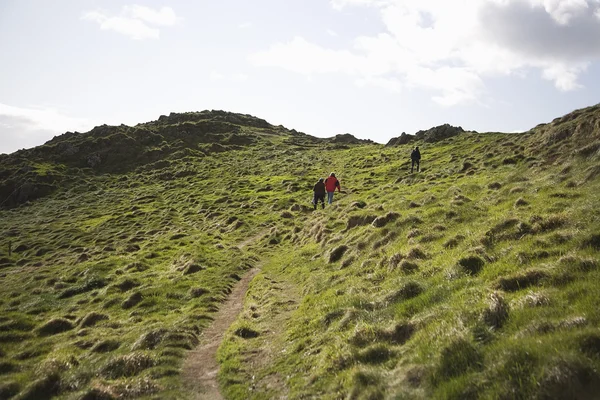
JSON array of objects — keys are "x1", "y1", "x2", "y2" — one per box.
[
  {"x1": 0, "y1": 103, "x2": 96, "y2": 154},
  {"x1": 82, "y1": 5, "x2": 178, "y2": 40},
  {"x1": 330, "y1": 0, "x2": 382, "y2": 10},
  {"x1": 251, "y1": 0, "x2": 600, "y2": 105},
  {"x1": 124, "y1": 5, "x2": 177, "y2": 26},
  {"x1": 533, "y1": 0, "x2": 590, "y2": 24},
  {"x1": 542, "y1": 64, "x2": 586, "y2": 90},
  {"x1": 327, "y1": 29, "x2": 339, "y2": 37},
  {"x1": 209, "y1": 71, "x2": 249, "y2": 82},
  {"x1": 0, "y1": 103, "x2": 94, "y2": 133},
  {"x1": 232, "y1": 73, "x2": 249, "y2": 82},
  {"x1": 210, "y1": 71, "x2": 225, "y2": 80},
  {"x1": 239, "y1": 22, "x2": 253, "y2": 29}
]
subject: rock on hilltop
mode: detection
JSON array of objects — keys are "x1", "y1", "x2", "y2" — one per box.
[{"x1": 386, "y1": 124, "x2": 465, "y2": 146}]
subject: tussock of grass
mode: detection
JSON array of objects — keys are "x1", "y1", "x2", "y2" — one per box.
[
  {"x1": 482, "y1": 292, "x2": 509, "y2": 329},
  {"x1": 457, "y1": 256, "x2": 485, "y2": 275},
  {"x1": 0, "y1": 382, "x2": 20, "y2": 399},
  {"x1": 386, "y1": 281, "x2": 424, "y2": 303},
  {"x1": 328, "y1": 245, "x2": 349, "y2": 263},
  {"x1": 434, "y1": 338, "x2": 483, "y2": 382},
  {"x1": 79, "y1": 312, "x2": 109, "y2": 327},
  {"x1": 101, "y1": 352, "x2": 155, "y2": 379},
  {"x1": 495, "y1": 269, "x2": 549, "y2": 292},
  {"x1": 36, "y1": 318, "x2": 74, "y2": 336}
]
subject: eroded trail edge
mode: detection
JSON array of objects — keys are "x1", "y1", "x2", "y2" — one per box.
[{"x1": 182, "y1": 266, "x2": 260, "y2": 399}]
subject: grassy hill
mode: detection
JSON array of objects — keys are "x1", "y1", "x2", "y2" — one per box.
[{"x1": 0, "y1": 105, "x2": 599, "y2": 399}]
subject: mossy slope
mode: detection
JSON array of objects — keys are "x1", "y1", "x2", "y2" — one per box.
[{"x1": 0, "y1": 104, "x2": 599, "y2": 399}]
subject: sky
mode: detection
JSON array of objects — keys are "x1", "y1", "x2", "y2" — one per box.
[{"x1": 1, "y1": 0, "x2": 600, "y2": 154}]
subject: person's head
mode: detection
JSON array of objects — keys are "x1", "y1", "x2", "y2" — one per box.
[
  {"x1": 415, "y1": 146, "x2": 419, "y2": 150},
  {"x1": 318, "y1": 178, "x2": 324, "y2": 182},
  {"x1": 330, "y1": 172, "x2": 336, "y2": 177}
]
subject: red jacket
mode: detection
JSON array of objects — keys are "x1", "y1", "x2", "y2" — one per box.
[{"x1": 325, "y1": 176, "x2": 340, "y2": 192}]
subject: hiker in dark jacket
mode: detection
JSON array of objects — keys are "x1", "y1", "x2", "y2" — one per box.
[
  {"x1": 324, "y1": 172, "x2": 341, "y2": 204},
  {"x1": 411, "y1": 146, "x2": 421, "y2": 173},
  {"x1": 313, "y1": 178, "x2": 326, "y2": 210}
]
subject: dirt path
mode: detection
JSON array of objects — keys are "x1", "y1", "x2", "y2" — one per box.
[{"x1": 182, "y1": 266, "x2": 260, "y2": 399}]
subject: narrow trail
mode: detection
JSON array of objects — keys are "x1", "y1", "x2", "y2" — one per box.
[
  {"x1": 183, "y1": 267, "x2": 260, "y2": 399},
  {"x1": 182, "y1": 230, "x2": 268, "y2": 399}
]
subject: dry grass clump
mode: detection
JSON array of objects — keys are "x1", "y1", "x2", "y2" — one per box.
[
  {"x1": 482, "y1": 292, "x2": 509, "y2": 329},
  {"x1": 346, "y1": 214, "x2": 377, "y2": 230},
  {"x1": 125, "y1": 262, "x2": 148, "y2": 272},
  {"x1": 341, "y1": 255, "x2": 356, "y2": 269},
  {"x1": 400, "y1": 261, "x2": 419, "y2": 274},
  {"x1": 371, "y1": 212, "x2": 400, "y2": 228},
  {"x1": 457, "y1": 256, "x2": 485, "y2": 275},
  {"x1": 388, "y1": 253, "x2": 405, "y2": 270},
  {"x1": 183, "y1": 262, "x2": 205, "y2": 275},
  {"x1": 17, "y1": 372, "x2": 62, "y2": 400},
  {"x1": 79, "y1": 312, "x2": 109, "y2": 328},
  {"x1": 532, "y1": 214, "x2": 568, "y2": 233},
  {"x1": 122, "y1": 291, "x2": 143, "y2": 309},
  {"x1": 234, "y1": 326, "x2": 260, "y2": 339},
  {"x1": 36, "y1": 318, "x2": 75, "y2": 336},
  {"x1": 434, "y1": 338, "x2": 483, "y2": 381},
  {"x1": 91, "y1": 339, "x2": 121, "y2": 353},
  {"x1": 386, "y1": 281, "x2": 424, "y2": 303},
  {"x1": 494, "y1": 269, "x2": 549, "y2": 292},
  {"x1": 537, "y1": 358, "x2": 600, "y2": 400},
  {"x1": 350, "y1": 322, "x2": 415, "y2": 347},
  {"x1": 444, "y1": 235, "x2": 465, "y2": 249},
  {"x1": 514, "y1": 197, "x2": 529, "y2": 207},
  {"x1": 107, "y1": 378, "x2": 161, "y2": 398},
  {"x1": 407, "y1": 246, "x2": 428, "y2": 260},
  {"x1": 372, "y1": 231, "x2": 397, "y2": 250},
  {"x1": 578, "y1": 332, "x2": 600, "y2": 358},
  {"x1": 581, "y1": 234, "x2": 600, "y2": 250},
  {"x1": 515, "y1": 291, "x2": 551, "y2": 308},
  {"x1": 328, "y1": 245, "x2": 348, "y2": 263},
  {"x1": 132, "y1": 329, "x2": 168, "y2": 350},
  {"x1": 101, "y1": 352, "x2": 155, "y2": 379},
  {"x1": 114, "y1": 278, "x2": 140, "y2": 292},
  {"x1": 356, "y1": 344, "x2": 395, "y2": 364},
  {"x1": 189, "y1": 287, "x2": 209, "y2": 298},
  {"x1": 559, "y1": 255, "x2": 598, "y2": 272},
  {"x1": 407, "y1": 229, "x2": 421, "y2": 239},
  {"x1": 76, "y1": 387, "x2": 115, "y2": 400}
]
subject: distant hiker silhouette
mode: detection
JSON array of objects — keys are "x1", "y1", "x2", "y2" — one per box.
[
  {"x1": 324, "y1": 173, "x2": 341, "y2": 204},
  {"x1": 313, "y1": 178, "x2": 326, "y2": 210},
  {"x1": 411, "y1": 147, "x2": 421, "y2": 173}
]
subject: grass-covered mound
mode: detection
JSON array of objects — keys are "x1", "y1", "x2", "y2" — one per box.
[{"x1": 0, "y1": 104, "x2": 599, "y2": 399}]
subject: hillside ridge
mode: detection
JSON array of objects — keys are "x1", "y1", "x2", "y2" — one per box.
[{"x1": 0, "y1": 103, "x2": 599, "y2": 399}]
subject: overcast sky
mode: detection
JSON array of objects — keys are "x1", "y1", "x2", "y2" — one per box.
[{"x1": 1, "y1": 0, "x2": 600, "y2": 154}]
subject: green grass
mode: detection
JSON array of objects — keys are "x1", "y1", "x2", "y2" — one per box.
[{"x1": 1, "y1": 106, "x2": 599, "y2": 398}]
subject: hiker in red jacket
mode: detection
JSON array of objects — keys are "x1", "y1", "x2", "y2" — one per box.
[{"x1": 324, "y1": 172, "x2": 341, "y2": 205}]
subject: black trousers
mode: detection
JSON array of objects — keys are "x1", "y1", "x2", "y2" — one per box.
[
  {"x1": 411, "y1": 159, "x2": 420, "y2": 172},
  {"x1": 313, "y1": 193, "x2": 325, "y2": 208}
]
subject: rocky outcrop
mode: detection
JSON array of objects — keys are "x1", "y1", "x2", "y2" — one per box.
[
  {"x1": 414, "y1": 124, "x2": 465, "y2": 143},
  {"x1": 330, "y1": 133, "x2": 374, "y2": 145},
  {"x1": 386, "y1": 132, "x2": 414, "y2": 146}
]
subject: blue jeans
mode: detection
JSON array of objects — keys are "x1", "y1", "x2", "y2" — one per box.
[{"x1": 327, "y1": 192, "x2": 335, "y2": 204}]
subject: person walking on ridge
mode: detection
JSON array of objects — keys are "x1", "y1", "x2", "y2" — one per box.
[
  {"x1": 313, "y1": 178, "x2": 326, "y2": 210},
  {"x1": 411, "y1": 146, "x2": 421, "y2": 173},
  {"x1": 324, "y1": 172, "x2": 341, "y2": 205}
]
